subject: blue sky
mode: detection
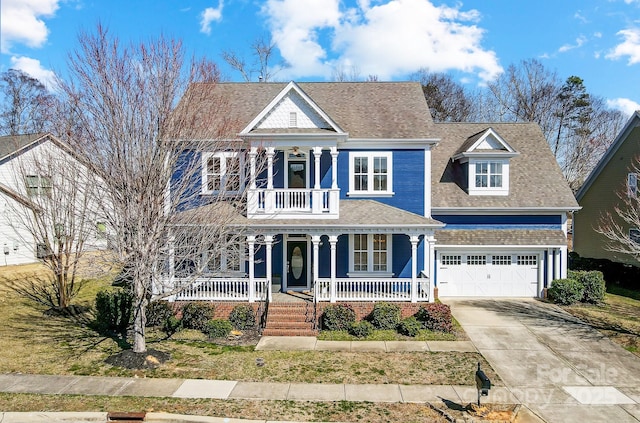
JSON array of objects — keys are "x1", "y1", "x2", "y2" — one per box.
[{"x1": 2, "y1": 0, "x2": 640, "y2": 116}]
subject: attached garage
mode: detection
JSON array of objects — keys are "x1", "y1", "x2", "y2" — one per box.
[{"x1": 436, "y1": 252, "x2": 540, "y2": 297}]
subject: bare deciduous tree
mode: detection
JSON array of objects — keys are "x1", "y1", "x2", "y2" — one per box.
[
  {"x1": 412, "y1": 70, "x2": 476, "y2": 122},
  {"x1": 222, "y1": 36, "x2": 288, "y2": 82},
  {"x1": 0, "y1": 69, "x2": 55, "y2": 136},
  {"x1": 57, "y1": 24, "x2": 262, "y2": 353},
  {"x1": 597, "y1": 159, "x2": 640, "y2": 264}
]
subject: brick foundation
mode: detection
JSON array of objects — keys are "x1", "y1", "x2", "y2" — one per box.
[{"x1": 315, "y1": 302, "x2": 424, "y2": 325}]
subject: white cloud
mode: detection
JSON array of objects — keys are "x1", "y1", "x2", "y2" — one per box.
[
  {"x1": 10, "y1": 56, "x2": 57, "y2": 90},
  {"x1": 0, "y1": 0, "x2": 60, "y2": 53},
  {"x1": 606, "y1": 28, "x2": 640, "y2": 64},
  {"x1": 200, "y1": 1, "x2": 224, "y2": 35},
  {"x1": 558, "y1": 35, "x2": 587, "y2": 53},
  {"x1": 607, "y1": 98, "x2": 640, "y2": 116},
  {"x1": 263, "y1": 0, "x2": 502, "y2": 82}
]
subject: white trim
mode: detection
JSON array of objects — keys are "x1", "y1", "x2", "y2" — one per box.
[
  {"x1": 431, "y1": 207, "x2": 581, "y2": 214},
  {"x1": 424, "y1": 148, "x2": 431, "y2": 217},
  {"x1": 348, "y1": 233, "x2": 393, "y2": 274},
  {"x1": 201, "y1": 151, "x2": 242, "y2": 195},
  {"x1": 347, "y1": 151, "x2": 393, "y2": 196}
]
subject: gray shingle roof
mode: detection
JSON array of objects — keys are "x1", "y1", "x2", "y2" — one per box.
[
  {"x1": 0, "y1": 133, "x2": 46, "y2": 160},
  {"x1": 432, "y1": 123, "x2": 579, "y2": 209},
  {"x1": 175, "y1": 82, "x2": 434, "y2": 139},
  {"x1": 435, "y1": 229, "x2": 567, "y2": 246}
]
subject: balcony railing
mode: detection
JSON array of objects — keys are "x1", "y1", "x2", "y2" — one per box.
[{"x1": 247, "y1": 188, "x2": 339, "y2": 219}]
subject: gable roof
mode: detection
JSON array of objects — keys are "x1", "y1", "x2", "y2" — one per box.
[
  {"x1": 452, "y1": 127, "x2": 518, "y2": 160},
  {"x1": 175, "y1": 81, "x2": 434, "y2": 140},
  {"x1": 0, "y1": 133, "x2": 49, "y2": 161},
  {"x1": 576, "y1": 111, "x2": 640, "y2": 201},
  {"x1": 431, "y1": 122, "x2": 579, "y2": 210}
]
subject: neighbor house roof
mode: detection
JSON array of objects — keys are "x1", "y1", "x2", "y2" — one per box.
[
  {"x1": 174, "y1": 81, "x2": 434, "y2": 140},
  {"x1": 0, "y1": 133, "x2": 48, "y2": 161},
  {"x1": 576, "y1": 110, "x2": 640, "y2": 201},
  {"x1": 431, "y1": 122, "x2": 579, "y2": 210}
]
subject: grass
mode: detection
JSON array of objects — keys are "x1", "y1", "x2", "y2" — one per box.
[
  {"x1": 0, "y1": 262, "x2": 497, "y2": 422},
  {"x1": 564, "y1": 292, "x2": 640, "y2": 356}
]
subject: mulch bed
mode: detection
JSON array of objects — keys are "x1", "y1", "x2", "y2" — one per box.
[{"x1": 105, "y1": 348, "x2": 171, "y2": 370}]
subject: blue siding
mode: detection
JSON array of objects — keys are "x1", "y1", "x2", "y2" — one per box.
[
  {"x1": 337, "y1": 149, "x2": 424, "y2": 215},
  {"x1": 434, "y1": 214, "x2": 562, "y2": 230}
]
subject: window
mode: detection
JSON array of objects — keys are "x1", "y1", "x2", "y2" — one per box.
[
  {"x1": 25, "y1": 175, "x2": 51, "y2": 196},
  {"x1": 492, "y1": 255, "x2": 512, "y2": 265},
  {"x1": 203, "y1": 235, "x2": 243, "y2": 274},
  {"x1": 630, "y1": 229, "x2": 640, "y2": 244},
  {"x1": 628, "y1": 173, "x2": 638, "y2": 198},
  {"x1": 441, "y1": 255, "x2": 462, "y2": 266},
  {"x1": 202, "y1": 152, "x2": 241, "y2": 194},
  {"x1": 475, "y1": 162, "x2": 502, "y2": 188},
  {"x1": 467, "y1": 255, "x2": 487, "y2": 265},
  {"x1": 517, "y1": 255, "x2": 538, "y2": 266},
  {"x1": 289, "y1": 112, "x2": 297, "y2": 128},
  {"x1": 348, "y1": 152, "x2": 393, "y2": 196},
  {"x1": 350, "y1": 234, "x2": 391, "y2": 273}
]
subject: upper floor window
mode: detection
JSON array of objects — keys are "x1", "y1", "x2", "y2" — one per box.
[
  {"x1": 349, "y1": 233, "x2": 392, "y2": 275},
  {"x1": 468, "y1": 159, "x2": 509, "y2": 196},
  {"x1": 628, "y1": 173, "x2": 638, "y2": 198},
  {"x1": 25, "y1": 175, "x2": 52, "y2": 196},
  {"x1": 202, "y1": 152, "x2": 241, "y2": 194},
  {"x1": 348, "y1": 152, "x2": 393, "y2": 196}
]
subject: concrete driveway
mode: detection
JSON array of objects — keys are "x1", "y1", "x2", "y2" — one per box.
[{"x1": 447, "y1": 298, "x2": 640, "y2": 423}]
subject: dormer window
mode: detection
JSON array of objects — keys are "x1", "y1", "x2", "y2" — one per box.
[{"x1": 452, "y1": 128, "x2": 518, "y2": 197}]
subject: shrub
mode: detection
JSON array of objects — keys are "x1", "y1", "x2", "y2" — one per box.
[
  {"x1": 548, "y1": 278, "x2": 584, "y2": 305},
  {"x1": 206, "y1": 319, "x2": 233, "y2": 338},
  {"x1": 321, "y1": 304, "x2": 356, "y2": 331},
  {"x1": 397, "y1": 316, "x2": 422, "y2": 337},
  {"x1": 348, "y1": 320, "x2": 374, "y2": 338},
  {"x1": 162, "y1": 315, "x2": 182, "y2": 337},
  {"x1": 229, "y1": 304, "x2": 256, "y2": 330},
  {"x1": 370, "y1": 302, "x2": 401, "y2": 330},
  {"x1": 94, "y1": 288, "x2": 133, "y2": 335},
  {"x1": 146, "y1": 300, "x2": 175, "y2": 327},
  {"x1": 569, "y1": 270, "x2": 606, "y2": 304},
  {"x1": 181, "y1": 302, "x2": 215, "y2": 331},
  {"x1": 415, "y1": 303, "x2": 453, "y2": 333}
]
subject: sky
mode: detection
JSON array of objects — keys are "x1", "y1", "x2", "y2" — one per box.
[{"x1": 1, "y1": 0, "x2": 640, "y2": 116}]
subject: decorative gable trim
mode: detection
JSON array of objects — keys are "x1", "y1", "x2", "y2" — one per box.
[
  {"x1": 452, "y1": 128, "x2": 519, "y2": 162},
  {"x1": 240, "y1": 81, "x2": 345, "y2": 135}
]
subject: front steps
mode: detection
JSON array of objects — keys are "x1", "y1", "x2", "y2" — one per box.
[{"x1": 262, "y1": 302, "x2": 318, "y2": 336}]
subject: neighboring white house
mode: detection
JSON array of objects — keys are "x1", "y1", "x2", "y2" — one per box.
[{"x1": 0, "y1": 133, "x2": 107, "y2": 266}]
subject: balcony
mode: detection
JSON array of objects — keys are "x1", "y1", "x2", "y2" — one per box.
[{"x1": 247, "y1": 188, "x2": 340, "y2": 219}]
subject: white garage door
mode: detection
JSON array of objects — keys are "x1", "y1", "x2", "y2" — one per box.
[{"x1": 437, "y1": 253, "x2": 539, "y2": 297}]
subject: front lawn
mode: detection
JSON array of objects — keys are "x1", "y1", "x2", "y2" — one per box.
[{"x1": 564, "y1": 292, "x2": 640, "y2": 356}]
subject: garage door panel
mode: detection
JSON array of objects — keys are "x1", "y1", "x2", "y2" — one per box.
[{"x1": 438, "y1": 252, "x2": 539, "y2": 297}]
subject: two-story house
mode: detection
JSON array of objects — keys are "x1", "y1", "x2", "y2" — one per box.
[{"x1": 164, "y1": 81, "x2": 578, "y2": 311}]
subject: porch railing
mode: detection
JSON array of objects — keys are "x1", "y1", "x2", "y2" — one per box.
[
  {"x1": 314, "y1": 278, "x2": 430, "y2": 302},
  {"x1": 247, "y1": 188, "x2": 339, "y2": 218},
  {"x1": 172, "y1": 277, "x2": 269, "y2": 302}
]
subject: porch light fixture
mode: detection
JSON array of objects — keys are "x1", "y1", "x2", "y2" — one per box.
[{"x1": 292, "y1": 146, "x2": 300, "y2": 156}]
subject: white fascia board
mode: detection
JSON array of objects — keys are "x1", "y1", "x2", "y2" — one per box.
[
  {"x1": 435, "y1": 244, "x2": 566, "y2": 249},
  {"x1": 431, "y1": 207, "x2": 582, "y2": 214},
  {"x1": 339, "y1": 138, "x2": 440, "y2": 149},
  {"x1": 247, "y1": 223, "x2": 445, "y2": 233},
  {"x1": 453, "y1": 151, "x2": 520, "y2": 162},
  {"x1": 470, "y1": 128, "x2": 517, "y2": 152},
  {"x1": 241, "y1": 132, "x2": 347, "y2": 146},
  {"x1": 239, "y1": 81, "x2": 345, "y2": 135}
]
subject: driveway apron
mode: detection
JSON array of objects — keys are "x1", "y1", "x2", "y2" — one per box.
[{"x1": 447, "y1": 298, "x2": 640, "y2": 423}]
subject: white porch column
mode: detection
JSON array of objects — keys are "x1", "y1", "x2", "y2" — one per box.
[
  {"x1": 247, "y1": 235, "x2": 256, "y2": 302},
  {"x1": 265, "y1": 235, "x2": 273, "y2": 302},
  {"x1": 537, "y1": 252, "x2": 544, "y2": 298},
  {"x1": 554, "y1": 248, "x2": 561, "y2": 280},
  {"x1": 410, "y1": 235, "x2": 419, "y2": 303},
  {"x1": 560, "y1": 246, "x2": 568, "y2": 279},
  {"x1": 429, "y1": 235, "x2": 436, "y2": 303},
  {"x1": 312, "y1": 147, "x2": 322, "y2": 213},
  {"x1": 265, "y1": 147, "x2": 275, "y2": 214},
  {"x1": 249, "y1": 147, "x2": 257, "y2": 189},
  {"x1": 312, "y1": 235, "x2": 320, "y2": 296},
  {"x1": 329, "y1": 235, "x2": 338, "y2": 303},
  {"x1": 330, "y1": 147, "x2": 338, "y2": 189},
  {"x1": 546, "y1": 250, "x2": 554, "y2": 286},
  {"x1": 167, "y1": 235, "x2": 176, "y2": 301}
]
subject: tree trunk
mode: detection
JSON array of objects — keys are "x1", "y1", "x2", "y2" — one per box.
[{"x1": 132, "y1": 297, "x2": 146, "y2": 353}]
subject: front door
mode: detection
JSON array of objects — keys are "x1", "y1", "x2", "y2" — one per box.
[
  {"x1": 286, "y1": 240, "x2": 308, "y2": 290},
  {"x1": 288, "y1": 161, "x2": 307, "y2": 188}
]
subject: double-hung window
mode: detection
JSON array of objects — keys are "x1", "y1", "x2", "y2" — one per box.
[
  {"x1": 203, "y1": 234, "x2": 243, "y2": 275},
  {"x1": 203, "y1": 152, "x2": 241, "y2": 194},
  {"x1": 475, "y1": 161, "x2": 502, "y2": 188},
  {"x1": 25, "y1": 175, "x2": 52, "y2": 196},
  {"x1": 468, "y1": 159, "x2": 509, "y2": 195},
  {"x1": 349, "y1": 234, "x2": 391, "y2": 275},
  {"x1": 348, "y1": 152, "x2": 393, "y2": 196}
]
